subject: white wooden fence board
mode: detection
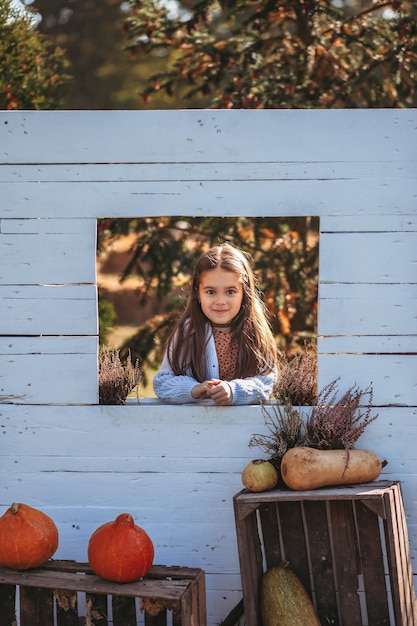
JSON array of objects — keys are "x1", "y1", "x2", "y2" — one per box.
[
  {"x1": 1, "y1": 161, "x2": 416, "y2": 183},
  {"x1": 320, "y1": 232, "x2": 417, "y2": 283},
  {"x1": 318, "y1": 335, "x2": 417, "y2": 353},
  {"x1": 318, "y1": 354, "x2": 416, "y2": 406},
  {"x1": 0, "y1": 217, "x2": 96, "y2": 235},
  {"x1": 0, "y1": 284, "x2": 97, "y2": 335},
  {"x1": 318, "y1": 283, "x2": 417, "y2": 336},
  {"x1": 321, "y1": 214, "x2": 417, "y2": 232},
  {"x1": 2, "y1": 178, "x2": 416, "y2": 219},
  {"x1": 0, "y1": 337, "x2": 98, "y2": 404},
  {"x1": 1, "y1": 110, "x2": 416, "y2": 163},
  {"x1": 0, "y1": 229, "x2": 96, "y2": 285}
]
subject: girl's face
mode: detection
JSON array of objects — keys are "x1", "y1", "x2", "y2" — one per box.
[{"x1": 198, "y1": 267, "x2": 244, "y2": 326}]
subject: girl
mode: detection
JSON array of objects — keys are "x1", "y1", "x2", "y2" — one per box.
[{"x1": 153, "y1": 243, "x2": 279, "y2": 405}]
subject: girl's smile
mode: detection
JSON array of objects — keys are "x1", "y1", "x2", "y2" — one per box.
[{"x1": 198, "y1": 268, "x2": 243, "y2": 327}]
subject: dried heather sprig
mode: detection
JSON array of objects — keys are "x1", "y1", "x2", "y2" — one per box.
[
  {"x1": 99, "y1": 346, "x2": 142, "y2": 405},
  {"x1": 273, "y1": 342, "x2": 318, "y2": 406},
  {"x1": 249, "y1": 398, "x2": 307, "y2": 468},
  {"x1": 305, "y1": 379, "x2": 378, "y2": 450}
]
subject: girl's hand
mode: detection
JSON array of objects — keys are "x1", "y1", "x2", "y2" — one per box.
[
  {"x1": 191, "y1": 379, "x2": 233, "y2": 405},
  {"x1": 206, "y1": 379, "x2": 233, "y2": 405},
  {"x1": 191, "y1": 381, "x2": 213, "y2": 399}
]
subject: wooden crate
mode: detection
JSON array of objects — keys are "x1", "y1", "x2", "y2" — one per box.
[
  {"x1": 234, "y1": 480, "x2": 417, "y2": 626},
  {"x1": 0, "y1": 560, "x2": 206, "y2": 626}
]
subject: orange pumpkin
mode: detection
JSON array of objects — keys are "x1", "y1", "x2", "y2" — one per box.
[
  {"x1": 0, "y1": 502, "x2": 59, "y2": 570},
  {"x1": 88, "y1": 513, "x2": 154, "y2": 583}
]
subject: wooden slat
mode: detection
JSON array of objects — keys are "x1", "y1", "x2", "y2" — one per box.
[
  {"x1": 318, "y1": 336, "x2": 417, "y2": 354},
  {"x1": 258, "y1": 503, "x2": 283, "y2": 569},
  {"x1": 0, "y1": 284, "x2": 97, "y2": 335},
  {"x1": 278, "y1": 501, "x2": 311, "y2": 595},
  {"x1": 328, "y1": 501, "x2": 362, "y2": 625},
  {"x1": 320, "y1": 232, "x2": 417, "y2": 284},
  {"x1": 1, "y1": 110, "x2": 415, "y2": 164},
  {"x1": 194, "y1": 570, "x2": 207, "y2": 626},
  {"x1": 1, "y1": 161, "x2": 416, "y2": 184},
  {"x1": 144, "y1": 610, "x2": 167, "y2": 626},
  {"x1": 20, "y1": 586, "x2": 54, "y2": 626},
  {"x1": 0, "y1": 337, "x2": 98, "y2": 405},
  {"x1": 55, "y1": 589, "x2": 78, "y2": 626},
  {"x1": 303, "y1": 500, "x2": 339, "y2": 625},
  {"x1": 233, "y1": 497, "x2": 263, "y2": 626},
  {"x1": 321, "y1": 213, "x2": 417, "y2": 233},
  {"x1": 0, "y1": 583, "x2": 16, "y2": 626},
  {"x1": 86, "y1": 593, "x2": 108, "y2": 625},
  {"x1": 355, "y1": 500, "x2": 390, "y2": 625},
  {"x1": 318, "y1": 283, "x2": 417, "y2": 338},
  {"x1": 0, "y1": 227, "x2": 96, "y2": 285},
  {"x1": 2, "y1": 178, "x2": 416, "y2": 219},
  {"x1": 112, "y1": 596, "x2": 137, "y2": 626},
  {"x1": 318, "y1": 354, "x2": 416, "y2": 407}
]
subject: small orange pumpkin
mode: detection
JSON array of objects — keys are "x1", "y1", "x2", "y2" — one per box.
[
  {"x1": 0, "y1": 502, "x2": 59, "y2": 570},
  {"x1": 88, "y1": 513, "x2": 154, "y2": 583}
]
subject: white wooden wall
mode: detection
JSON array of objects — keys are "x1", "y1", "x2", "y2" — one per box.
[{"x1": 0, "y1": 109, "x2": 416, "y2": 625}]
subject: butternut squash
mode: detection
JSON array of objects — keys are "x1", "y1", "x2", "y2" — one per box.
[
  {"x1": 281, "y1": 446, "x2": 383, "y2": 491},
  {"x1": 260, "y1": 561, "x2": 320, "y2": 626}
]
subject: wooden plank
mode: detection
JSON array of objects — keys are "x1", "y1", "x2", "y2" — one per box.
[
  {"x1": 318, "y1": 336, "x2": 417, "y2": 354},
  {"x1": 389, "y1": 484, "x2": 417, "y2": 624},
  {"x1": 318, "y1": 283, "x2": 417, "y2": 337},
  {"x1": 0, "y1": 218, "x2": 96, "y2": 235},
  {"x1": 86, "y1": 593, "x2": 108, "y2": 625},
  {"x1": 0, "y1": 583, "x2": 16, "y2": 626},
  {"x1": 0, "y1": 228, "x2": 96, "y2": 285},
  {"x1": 259, "y1": 502, "x2": 283, "y2": 569},
  {"x1": 0, "y1": 284, "x2": 97, "y2": 335},
  {"x1": 303, "y1": 500, "x2": 339, "y2": 625},
  {"x1": 355, "y1": 500, "x2": 390, "y2": 625},
  {"x1": 55, "y1": 589, "x2": 78, "y2": 626},
  {"x1": 1, "y1": 110, "x2": 415, "y2": 164},
  {"x1": 318, "y1": 354, "x2": 416, "y2": 407},
  {"x1": 320, "y1": 332, "x2": 417, "y2": 356},
  {"x1": 194, "y1": 570, "x2": 207, "y2": 626},
  {"x1": 278, "y1": 501, "x2": 311, "y2": 595},
  {"x1": 320, "y1": 232, "x2": 417, "y2": 284},
  {"x1": 145, "y1": 611, "x2": 167, "y2": 626},
  {"x1": 321, "y1": 214, "x2": 417, "y2": 232},
  {"x1": 1, "y1": 161, "x2": 416, "y2": 183},
  {"x1": 329, "y1": 501, "x2": 362, "y2": 625},
  {"x1": 0, "y1": 338, "x2": 98, "y2": 405},
  {"x1": 20, "y1": 586, "x2": 54, "y2": 626},
  {"x1": 2, "y1": 178, "x2": 416, "y2": 219},
  {"x1": 112, "y1": 596, "x2": 137, "y2": 626},
  {"x1": 233, "y1": 497, "x2": 263, "y2": 626}
]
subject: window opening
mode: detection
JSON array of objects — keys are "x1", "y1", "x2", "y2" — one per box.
[{"x1": 96, "y1": 216, "x2": 319, "y2": 398}]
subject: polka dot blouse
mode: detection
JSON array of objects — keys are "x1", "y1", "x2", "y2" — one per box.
[{"x1": 212, "y1": 329, "x2": 239, "y2": 381}]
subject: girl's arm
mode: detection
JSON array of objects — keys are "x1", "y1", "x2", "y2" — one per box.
[
  {"x1": 227, "y1": 369, "x2": 277, "y2": 405},
  {"x1": 153, "y1": 353, "x2": 201, "y2": 404}
]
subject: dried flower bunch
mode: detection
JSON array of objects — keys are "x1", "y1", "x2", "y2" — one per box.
[
  {"x1": 305, "y1": 379, "x2": 378, "y2": 451},
  {"x1": 249, "y1": 378, "x2": 378, "y2": 468},
  {"x1": 249, "y1": 398, "x2": 305, "y2": 469},
  {"x1": 274, "y1": 342, "x2": 318, "y2": 406},
  {"x1": 99, "y1": 347, "x2": 142, "y2": 405}
]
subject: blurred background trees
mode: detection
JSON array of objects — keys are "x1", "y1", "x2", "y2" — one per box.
[
  {"x1": 0, "y1": 0, "x2": 70, "y2": 109},
  {"x1": 123, "y1": 0, "x2": 417, "y2": 109}
]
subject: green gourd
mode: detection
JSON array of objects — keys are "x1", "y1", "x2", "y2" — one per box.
[{"x1": 260, "y1": 562, "x2": 321, "y2": 626}]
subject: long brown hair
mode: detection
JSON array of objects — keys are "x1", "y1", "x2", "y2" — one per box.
[{"x1": 166, "y1": 243, "x2": 278, "y2": 381}]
